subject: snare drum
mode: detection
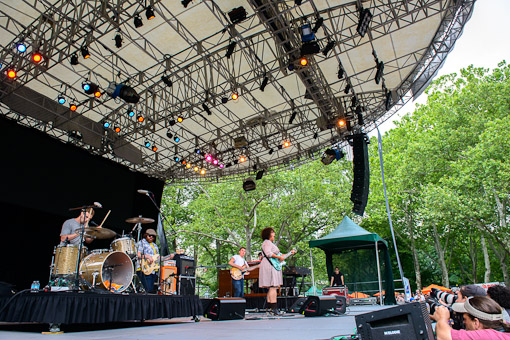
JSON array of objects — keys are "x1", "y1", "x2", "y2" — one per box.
[
  {"x1": 90, "y1": 249, "x2": 110, "y2": 255},
  {"x1": 111, "y1": 237, "x2": 136, "y2": 258},
  {"x1": 53, "y1": 245, "x2": 88, "y2": 276},
  {"x1": 79, "y1": 251, "x2": 133, "y2": 292}
]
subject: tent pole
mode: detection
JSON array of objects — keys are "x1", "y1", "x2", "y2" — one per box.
[
  {"x1": 375, "y1": 241, "x2": 383, "y2": 306},
  {"x1": 309, "y1": 247, "x2": 316, "y2": 295}
]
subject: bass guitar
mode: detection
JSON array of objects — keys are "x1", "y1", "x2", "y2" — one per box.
[{"x1": 269, "y1": 249, "x2": 297, "y2": 271}]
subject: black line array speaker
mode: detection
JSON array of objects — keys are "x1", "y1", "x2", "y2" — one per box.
[
  {"x1": 349, "y1": 133, "x2": 370, "y2": 215},
  {"x1": 355, "y1": 302, "x2": 435, "y2": 340},
  {"x1": 299, "y1": 295, "x2": 337, "y2": 317},
  {"x1": 204, "y1": 297, "x2": 246, "y2": 320}
]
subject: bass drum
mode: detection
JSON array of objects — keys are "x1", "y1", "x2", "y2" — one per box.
[
  {"x1": 79, "y1": 251, "x2": 133, "y2": 292},
  {"x1": 110, "y1": 237, "x2": 136, "y2": 258},
  {"x1": 53, "y1": 245, "x2": 88, "y2": 276}
]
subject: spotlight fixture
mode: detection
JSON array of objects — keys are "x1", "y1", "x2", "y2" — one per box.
[
  {"x1": 177, "y1": 116, "x2": 184, "y2": 123},
  {"x1": 205, "y1": 155, "x2": 213, "y2": 162},
  {"x1": 375, "y1": 61, "x2": 384, "y2": 84},
  {"x1": 194, "y1": 148, "x2": 201, "y2": 154},
  {"x1": 70, "y1": 54, "x2": 79, "y2": 65},
  {"x1": 312, "y1": 17, "x2": 324, "y2": 33},
  {"x1": 357, "y1": 8, "x2": 373, "y2": 37},
  {"x1": 152, "y1": 145, "x2": 158, "y2": 152},
  {"x1": 344, "y1": 83, "x2": 351, "y2": 94},
  {"x1": 338, "y1": 119, "x2": 346, "y2": 127},
  {"x1": 202, "y1": 103, "x2": 212, "y2": 115},
  {"x1": 70, "y1": 104, "x2": 77, "y2": 111},
  {"x1": 300, "y1": 57, "x2": 308, "y2": 66},
  {"x1": 260, "y1": 76, "x2": 269, "y2": 91},
  {"x1": 283, "y1": 140, "x2": 290, "y2": 148},
  {"x1": 240, "y1": 156, "x2": 246, "y2": 163},
  {"x1": 385, "y1": 90, "x2": 393, "y2": 111},
  {"x1": 181, "y1": 160, "x2": 187, "y2": 165},
  {"x1": 200, "y1": 169, "x2": 206, "y2": 175},
  {"x1": 144, "y1": 140, "x2": 151, "y2": 148},
  {"x1": 295, "y1": 0, "x2": 302, "y2": 5},
  {"x1": 193, "y1": 166, "x2": 199, "y2": 172},
  {"x1": 103, "y1": 122, "x2": 110, "y2": 128},
  {"x1": 182, "y1": 0, "x2": 192, "y2": 8},
  {"x1": 168, "y1": 119, "x2": 176, "y2": 126},
  {"x1": 161, "y1": 75, "x2": 172, "y2": 87},
  {"x1": 322, "y1": 41, "x2": 335, "y2": 56},
  {"x1": 137, "y1": 115, "x2": 144, "y2": 122},
  {"x1": 81, "y1": 46, "x2": 90, "y2": 59},
  {"x1": 231, "y1": 92, "x2": 239, "y2": 101},
  {"x1": 16, "y1": 42, "x2": 27, "y2": 53},
  {"x1": 225, "y1": 41, "x2": 237, "y2": 59},
  {"x1": 173, "y1": 136, "x2": 180, "y2": 143},
  {"x1": 301, "y1": 24, "x2": 315, "y2": 42},
  {"x1": 82, "y1": 82, "x2": 101, "y2": 97},
  {"x1": 221, "y1": 97, "x2": 228, "y2": 104},
  {"x1": 128, "y1": 107, "x2": 135, "y2": 117},
  {"x1": 219, "y1": 164, "x2": 224, "y2": 169},
  {"x1": 32, "y1": 52, "x2": 42, "y2": 63},
  {"x1": 57, "y1": 95, "x2": 66, "y2": 104},
  {"x1": 321, "y1": 148, "x2": 345, "y2": 165},
  {"x1": 268, "y1": 148, "x2": 274, "y2": 155},
  {"x1": 108, "y1": 82, "x2": 140, "y2": 103},
  {"x1": 337, "y1": 66, "x2": 344, "y2": 79},
  {"x1": 145, "y1": 6, "x2": 155, "y2": 20},
  {"x1": 174, "y1": 156, "x2": 180, "y2": 162},
  {"x1": 212, "y1": 159, "x2": 219, "y2": 165},
  {"x1": 114, "y1": 126, "x2": 121, "y2": 133},
  {"x1": 114, "y1": 33, "x2": 123, "y2": 48},
  {"x1": 243, "y1": 178, "x2": 256, "y2": 191},
  {"x1": 134, "y1": 14, "x2": 143, "y2": 28},
  {"x1": 228, "y1": 7, "x2": 247, "y2": 24},
  {"x1": 166, "y1": 130, "x2": 173, "y2": 138},
  {"x1": 186, "y1": 163, "x2": 191, "y2": 169},
  {"x1": 256, "y1": 170, "x2": 265, "y2": 180},
  {"x1": 7, "y1": 70, "x2": 16, "y2": 79}
]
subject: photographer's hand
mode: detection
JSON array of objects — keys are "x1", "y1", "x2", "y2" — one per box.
[{"x1": 432, "y1": 306, "x2": 453, "y2": 340}]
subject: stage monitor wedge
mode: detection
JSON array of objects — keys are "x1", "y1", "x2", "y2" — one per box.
[
  {"x1": 204, "y1": 297, "x2": 246, "y2": 320},
  {"x1": 299, "y1": 295, "x2": 337, "y2": 317}
]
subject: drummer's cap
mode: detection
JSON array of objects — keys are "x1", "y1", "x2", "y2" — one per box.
[{"x1": 145, "y1": 228, "x2": 157, "y2": 237}]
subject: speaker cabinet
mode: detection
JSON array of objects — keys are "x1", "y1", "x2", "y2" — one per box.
[
  {"x1": 349, "y1": 133, "x2": 370, "y2": 215},
  {"x1": 160, "y1": 266, "x2": 177, "y2": 295},
  {"x1": 300, "y1": 295, "x2": 337, "y2": 317},
  {"x1": 335, "y1": 296, "x2": 347, "y2": 314},
  {"x1": 204, "y1": 297, "x2": 246, "y2": 320},
  {"x1": 288, "y1": 296, "x2": 308, "y2": 313},
  {"x1": 178, "y1": 275, "x2": 195, "y2": 296},
  {"x1": 355, "y1": 302, "x2": 434, "y2": 340}
]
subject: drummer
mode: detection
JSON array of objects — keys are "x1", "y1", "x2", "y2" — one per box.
[{"x1": 60, "y1": 208, "x2": 99, "y2": 245}]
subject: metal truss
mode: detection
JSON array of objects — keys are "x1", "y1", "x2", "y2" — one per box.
[{"x1": 0, "y1": 0, "x2": 475, "y2": 183}]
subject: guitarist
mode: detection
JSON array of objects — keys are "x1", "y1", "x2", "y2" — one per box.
[
  {"x1": 228, "y1": 247, "x2": 251, "y2": 297},
  {"x1": 136, "y1": 228, "x2": 174, "y2": 293}
]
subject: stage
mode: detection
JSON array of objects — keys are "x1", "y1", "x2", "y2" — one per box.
[{"x1": 0, "y1": 305, "x2": 390, "y2": 339}]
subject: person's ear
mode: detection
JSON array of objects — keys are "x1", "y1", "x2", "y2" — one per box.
[{"x1": 473, "y1": 318, "x2": 481, "y2": 330}]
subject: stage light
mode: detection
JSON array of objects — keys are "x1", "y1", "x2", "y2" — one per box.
[
  {"x1": 194, "y1": 148, "x2": 201, "y2": 154},
  {"x1": 231, "y1": 92, "x2": 239, "y2": 100},
  {"x1": 16, "y1": 42, "x2": 27, "y2": 53},
  {"x1": 322, "y1": 41, "x2": 335, "y2": 56},
  {"x1": 202, "y1": 103, "x2": 211, "y2": 115},
  {"x1": 114, "y1": 126, "x2": 121, "y2": 133},
  {"x1": 144, "y1": 140, "x2": 151, "y2": 148},
  {"x1": 103, "y1": 122, "x2": 110, "y2": 128},
  {"x1": 337, "y1": 66, "x2": 344, "y2": 79},
  {"x1": 70, "y1": 104, "x2": 77, "y2": 111},
  {"x1": 82, "y1": 82, "x2": 101, "y2": 97},
  {"x1": 312, "y1": 17, "x2": 324, "y2": 33},
  {"x1": 108, "y1": 83, "x2": 140, "y2": 104},
  {"x1": 243, "y1": 178, "x2": 256, "y2": 191},
  {"x1": 375, "y1": 61, "x2": 384, "y2": 84},
  {"x1": 344, "y1": 83, "x2": 351, "y2": 94},
  {"x1": 81, "y1": 46, "x2": 90, "y2": 59},
  {"x1": 321, "y1": 148, "x2": 345, "y2": 165},
  {"x1": 173, "y1": 136, "x2": 180, "y2": 143},
  {"x1": 338, "y1": 119, "x2": 346, "y2": 127},
  {"x1": 200, "y1": 169, "x2": 206, "y2": 175},
  {"x1": 161, "y1": 75, "x2": 172, "y2": 87},
  {"x1": 166, "y1": 130, "x2": 173, "y2": 138},
  {"x1": 137, "y1": 115, "x2": 144, "y2": 122},
  {"x1": 174, "y1": 156, "x2": 180, "y2": 162},
  {"x1": 221, "y1": 97, "x2": 228, "y2": 104},
  {"x1": 182, "y1": 160, "x2": 187, "y2": 165},
  {"x1": 300, "y1": 57, "x2": 308, "y2": 66},
  {"x1": 225, "y1": 41, "x2": 237, "y2": 59},
  {"x1": 313, "y1": 132, "x2": 319, "y2": 139},
  {"x1": 168, "y1": 119, "x2": 176, "y2": 126},
  {"x1": 82, "y1": 82, "x2": 91, "y2": 92},
  {"x1": 7, "y1": 70, "x2": 16, "y2": 79},
  {"x1": 205, "y1": 155, "x2": 213, "y2": 162},
  {"x1": 152, "y1": 145, "x2": 158, "y2": 152},
  {"x1": 295, "y1": 0, "x2": 302, "y2": 5},
  {"x1": 145, "y1": 6, "x2": 155, "y2": 20},
  {"x1": 240, "y1": 156, "x2": 246, "y2": 163},
  {"x1": 134, "y1": 14, "x2": 143, "y2": 28},
  {"x1": 57, "y1": 95, "x2": 66, "y2": 104},
  {"x1": 94, "y1": 90, "x2": 101, "y2": 97},
  {"x1": 228, "y1": 7, "x2": 247, "y2": 24},
  {"x1": 186, "y1": 163, "x2": 191, "y2": 169},
  {"x1": 357, "y1": 8, "x2": 373, "y2": 37},
  {"x1": 283, "y1": 140, "x2": 290, "y2": 148},
  {"x1": 219, "y1": 164, "x2": 224, "y2": 169},
  {"x1": 212, "y1": 159, "x2": 219, "y2": 165},
  {"x1": 32, "y1": 52, "x2": 42, "y2": 63},
  {"x1": 70, "y1": 54, "x2": 79, "y2": 65},
  {"x1": 182, "y1": 0, "x2": 192, "y2": 8},
  {"x1": 177, "y1": 116, "x2": 184, "y2": 123},
  {"x1": 260, "y1": 76, "x2": 269, "y2": 91},
  {"x1": 256, "y1": 170, "x2": 265, "y2": 180},
  {"x1": 268, "y1": 148, "x2": 274, "y2": 155},
  {"x1": 193, "y1": 166, "x2": 199, "y2": 172},
  {"x1": 301, "y1": 24, "x2": 315, "y2": 42},
  {"x1": 128, "y1": 107, "x2": 135, "y2": 117},
  {"x1": 115, "y1": 34, "x2": 123, "y2": 48}
]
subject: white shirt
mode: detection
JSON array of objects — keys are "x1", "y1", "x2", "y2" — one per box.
[{"x1": 231, "y1": 254, "x2": 248, "y2": 267}]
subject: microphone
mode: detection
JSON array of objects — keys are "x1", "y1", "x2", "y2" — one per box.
[
  {"x1": 89, "y1": 221, "x2": 98, "y2": 227},
  {"x1": 93, "y1": 202, "x2": 103, "y2": 208},
  {"x1": 137, "y1": 189, "x2": 151, "y2": 195}
]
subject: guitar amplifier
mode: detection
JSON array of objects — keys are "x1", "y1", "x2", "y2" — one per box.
[
  {"x1": 160, "y1": 266, "x2": 177, "y2": 295},
  {"x1": 163, "y1": 259, "x2": 176, "y2": 266},
  {"x1": 175, "y1": 254, "x2": 195, "y2": 276}
]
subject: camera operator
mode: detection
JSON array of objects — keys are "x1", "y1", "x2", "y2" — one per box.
[
  {"x1": 456, "y1": 285, "x2": 487, "y2": 303},
  {"x1": 431, "y1": 296, "x2": 510, "y2": 340}
]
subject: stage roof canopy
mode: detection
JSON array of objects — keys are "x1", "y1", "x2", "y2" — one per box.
[{"x1": 0, "y1": 0, "x2": 474, "y2": 183}]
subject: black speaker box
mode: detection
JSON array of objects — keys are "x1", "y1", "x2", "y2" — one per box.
[
  {"x1": 175, "y1": 254, "x2": 195, "y2": 276},
  {"x1": 204, "y1": 298, "x2": 246, "y2": 320},
  {"x1": 355, "y1": 302, "x2": 434, "y2": 340},
  {"x1": 288, "y1": 296, "x2": 308, "y2": 313},
  {"x1": 335, "y1": 295, "x2": 347, "y2": 314},
  {"x1": 299, "y1": 295, "x2": 337, "y2": 317},
  {"x1": 349, "y1": 133, "x2": 370, "y2": 215},
  {"x1": 178, "y1": 276, "x2": 195, "y2": 296}
]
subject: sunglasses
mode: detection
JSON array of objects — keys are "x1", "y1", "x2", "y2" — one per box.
[{"x1": 147, "y1": 235, "x2": 156, "y2": 238}]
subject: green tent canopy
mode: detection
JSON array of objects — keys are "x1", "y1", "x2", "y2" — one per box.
[{"x1": 309, "y1": 216, "x2": 396, "y2": 305}]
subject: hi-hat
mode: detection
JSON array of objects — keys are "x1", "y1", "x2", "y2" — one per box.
[
  {"x1": 84, "y1": 227, "x2": 116, "y2": 239},
  {"x1": 125, "y1": 217, "x2": 155, "y2": 224}
]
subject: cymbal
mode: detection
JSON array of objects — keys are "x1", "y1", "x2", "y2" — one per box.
[
  {"x1": 125, "y1": 217, "x2": 155, "y2": 224},
  {"x1": 84, "y1": 227, "x2": 116, "y2": 239}
]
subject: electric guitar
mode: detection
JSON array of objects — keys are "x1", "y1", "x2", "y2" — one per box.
[
  {"x1": 269, "y1": 249, "x2": 297, "y2": 271},
  {"x1": 230, "y1": 267, "x2": 248, "y2": 280},
  {"x1": 140, "y1": 254, "x2": 173, "y2": 275}
]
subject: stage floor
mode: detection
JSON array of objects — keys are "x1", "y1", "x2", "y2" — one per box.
[{"x1": 0, "y1": 305, "x2": 390, "y2": 340}]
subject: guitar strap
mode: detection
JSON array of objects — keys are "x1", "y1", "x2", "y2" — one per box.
[{"x1": 261, "y1": 248, "x2": 278, "y2": 270}]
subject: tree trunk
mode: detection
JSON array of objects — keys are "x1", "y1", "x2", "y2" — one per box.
[
  {"x1": 469, "y1": 232, "x2": 478, "y2": 283},
  {"x1": 408, "y1": 220, "x2": 422, "y2": 290},
  {"x1": 488, "y1": 238, "x2": 509, "y2": 286},
  {"x1": 432, "y1": 223, "x2": 449, "y2": 287},
  {"x1": 479, "y1": 235, "x2": 491, "y2": 283},
  {"x1": 216, "y1": 239, "x2": 221, "y2": 266}
]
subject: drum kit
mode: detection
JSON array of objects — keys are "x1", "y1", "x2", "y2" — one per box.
[{"x1": 49, "y1": 216, "x2": 155, "y2": 293}]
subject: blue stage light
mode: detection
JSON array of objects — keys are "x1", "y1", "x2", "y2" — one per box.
[
  {"x1": 16, "y1": 42, "x2": 27, "y2": 53},
  {"x1": 103, "y1": 122, "x2": 110, "y2": 128},
  {"x1": 58, "y1": 96, "x2": 66, "y2": 104}
]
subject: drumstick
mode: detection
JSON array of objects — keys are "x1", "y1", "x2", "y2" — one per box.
[{"x1": 99, "y1": 210, "x2": 111, "y2": 228}]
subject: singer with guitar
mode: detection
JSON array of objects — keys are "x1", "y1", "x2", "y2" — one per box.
[
  {"x1": 259, "y1": 227, "x2": 296, "y2": 316},
  {"x1": 136, "y1": 228, "x2": 174, "y2": 293}
]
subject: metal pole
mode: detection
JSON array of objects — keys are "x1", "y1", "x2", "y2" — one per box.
[
  {"x1": 375, "y1": 241, "x2": 383, "y2": 306},
  {"x1": 309, "y1": 248, "x2": 316, "y2": 295}
]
